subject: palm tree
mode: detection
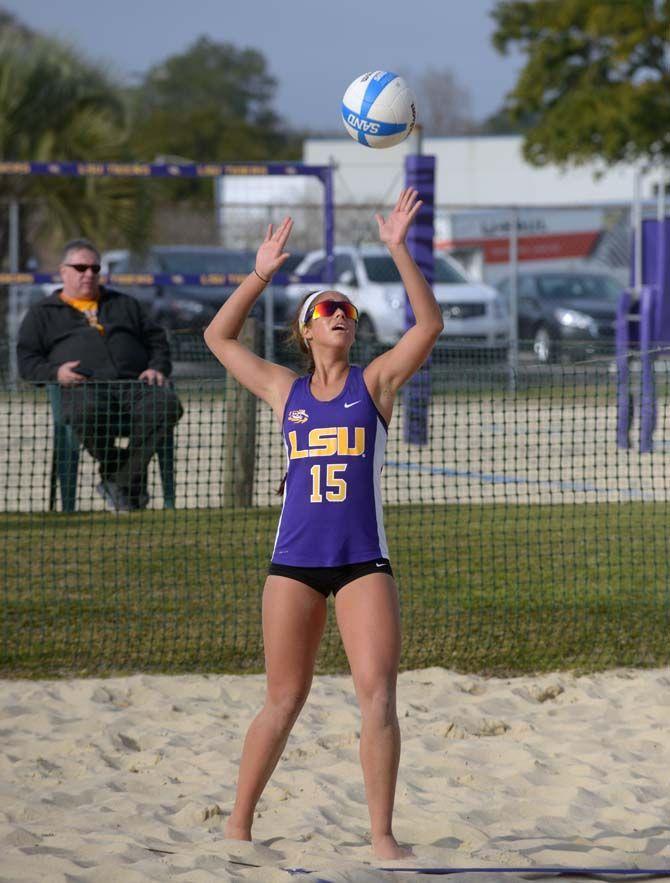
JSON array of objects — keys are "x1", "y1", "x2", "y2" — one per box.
[{"x1": 0, "y1": 27, "x2": 149, "y2": 268}]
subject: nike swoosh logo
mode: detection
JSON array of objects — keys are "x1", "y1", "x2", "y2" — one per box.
[
  {"x1": 375, "y1": 562, "x2": 386, "y2": 567},
  {"x1": 344, "y1": 400, "x2": 361, "y2": 409}
]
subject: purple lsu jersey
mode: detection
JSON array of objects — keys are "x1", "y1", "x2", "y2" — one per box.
[{"x1": 272, "y1": 365, "x2": 389, "y2": 567}]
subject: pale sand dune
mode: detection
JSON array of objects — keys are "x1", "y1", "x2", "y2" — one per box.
[{"x1": 2, "y1": 668, "x2": 670, "y2": 881}]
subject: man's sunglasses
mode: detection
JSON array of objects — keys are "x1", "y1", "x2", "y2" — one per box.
[
  {"x1": 65, "y1": 263, "x2": 101, "y2": 274},
  {"x1": 305, "y1": 300, "x2": 359, "y2": 323}
]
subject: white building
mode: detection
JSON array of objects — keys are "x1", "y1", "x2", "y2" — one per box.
[{"x1": 303, "y1": 133, "x2": 641, "y2": 206}]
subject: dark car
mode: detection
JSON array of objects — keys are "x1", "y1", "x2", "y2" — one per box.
[
  {"x1": 103, "y1": 246, "x2": 295, "y2": 359},
  {"x1": 496, "y1": 271, "x2": 623, "y2": 363},
  {"x1": 105, "y1": 246, "x2": 255, "y2": 328}
]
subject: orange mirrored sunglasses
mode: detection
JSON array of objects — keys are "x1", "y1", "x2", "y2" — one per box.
[{"x1": 305, "y1": 299, "x2": 359, "y2": 323}]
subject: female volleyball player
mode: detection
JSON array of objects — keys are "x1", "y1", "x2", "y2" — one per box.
[{"x1": 203, "y1": 187, "x2": 443, "y2": 860}]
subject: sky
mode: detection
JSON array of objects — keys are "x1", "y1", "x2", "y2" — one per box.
[{"x1": 5, "y1": 0, "x2": 523, "y2": 133}]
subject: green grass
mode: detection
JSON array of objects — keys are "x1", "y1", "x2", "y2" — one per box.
[{"x1": 2, "y1": 501, "x2": 670, "y2": 678}]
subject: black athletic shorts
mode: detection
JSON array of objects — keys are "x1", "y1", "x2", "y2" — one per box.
[{"x1": 268, "y1": 558, "x2": 393, "y2": 598}]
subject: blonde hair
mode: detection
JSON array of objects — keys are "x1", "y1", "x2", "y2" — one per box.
[{"x1": 287, "y1": 291, "x2": 318, "y2": 373}]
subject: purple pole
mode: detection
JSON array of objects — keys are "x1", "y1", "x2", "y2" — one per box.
[
  {"x1": 654, "y1": 219, "x2": 665, "y2": 338},
  {"x1": 322, "y1": 164, "x2": 335, "y2": 286},
  {"x1": 654, "y1": 219, "x2": 670, "y2": 342},
  {"x1": 616, "y1": 289, "x2": 632, "y2": 449},
  {"x1": 403, "y1": 154, "x2": 435, "y2": 445},
  {"x1": 639, "y1": 284, "x2": 656, "y2": 453},
  {"x1": 624, "y1": 218, "x2": 662, "y2": 452}
]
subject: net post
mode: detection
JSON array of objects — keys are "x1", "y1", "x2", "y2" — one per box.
[
  {"x1": 616, "y1": 288, "x2": 633, "y2": 449},
  {"x1": 639, "y1": 283, "x2": 656, "y2": 453},
  {"x1": 7, "y1": 199, "x2": 19, "y2": 388},
  {"x1": 402, "y1": 153, "x2": 435, "y2": 446},
  {"x1": 323, "y1": 162, "x2": 335, "y2": 286}
]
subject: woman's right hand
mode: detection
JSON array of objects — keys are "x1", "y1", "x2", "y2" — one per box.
[{"x1": 255, "y1": 217, "x2": 294, "y2": 281}]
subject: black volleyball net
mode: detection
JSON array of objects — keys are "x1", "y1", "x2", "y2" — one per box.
[{"x1": 3, "y1": 344, "x2": 670, "y2": 677}]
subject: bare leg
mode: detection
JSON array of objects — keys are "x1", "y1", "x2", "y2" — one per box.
[
  {"x1": 335, "y1": 574, "x2": 413, "y2": 860},
  {"x1": 225, "y1": 576, "x2": 327, "y2": 840}
]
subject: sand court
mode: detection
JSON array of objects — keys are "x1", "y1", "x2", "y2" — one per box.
[{"x1": 2, "y1": 667, "x2": 670, "y2": 881}]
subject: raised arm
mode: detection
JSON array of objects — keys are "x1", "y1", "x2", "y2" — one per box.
[
  {"x1": 363, "y1": 188, "x2": 444, "y2": 416},
  {"x1": 203, "y1": 217, "x2": 298, "y2": 418}
]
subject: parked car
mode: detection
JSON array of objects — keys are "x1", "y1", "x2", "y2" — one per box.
[
  {"x1": 102, "y1": 246, "x2": 256, "y2": 328},
  {"x1": 101, "y1": 246, "x2": 295, "y2": 358},
  {"x1": 496, "y1": 271, "x2": 623, "y2": 363},
  {"x1": 285, "y1": 246, "x2": 509, "y2": 355}
]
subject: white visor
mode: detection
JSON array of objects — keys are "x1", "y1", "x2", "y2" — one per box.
[{"x1": 299, "y1": 290, "x2": 329, "y2": 328}]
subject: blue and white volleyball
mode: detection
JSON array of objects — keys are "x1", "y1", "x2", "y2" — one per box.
[{"x1": 341, "y1": 71, "x2": 416, "y2": 149}]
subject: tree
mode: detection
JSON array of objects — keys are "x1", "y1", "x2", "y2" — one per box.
[
  {"x1": 412, "y1": 67, "x2": 476, "y2": 136},
  {"x1": 0, "y1": 17, "x2": 148, "y2": 265},
  {"x1": 128, "y1": 37, "x2": 300, "y2": 198},
  {"x1": 134, "y1": 36, "x2": 278, "y2": 127},
  {"x1": 0, "y1": 9, "x2": 33, "y2": 40},
  {"x1": 491, "y1": 0, "x2": 670, "y2": 167}
]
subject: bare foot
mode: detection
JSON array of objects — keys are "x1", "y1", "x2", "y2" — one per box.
[
  {"x1": 372, "y1": 833, "x2": 415, "y2": 860},
  {"x1": 224, "y1": 818, "x2": 252, "y2": 841}
]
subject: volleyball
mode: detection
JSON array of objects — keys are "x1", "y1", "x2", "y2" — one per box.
[{"x1": 341, "y1": 71, "x2": 416, "y2": 149}]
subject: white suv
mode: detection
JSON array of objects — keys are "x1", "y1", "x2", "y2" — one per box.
[{"x1": 286, "y1": 246, "x2": 509, "y2": 354}]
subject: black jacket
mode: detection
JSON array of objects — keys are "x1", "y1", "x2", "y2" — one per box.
[{"x1": 17, "y1": 288, "x2": 172, "y2": 382}]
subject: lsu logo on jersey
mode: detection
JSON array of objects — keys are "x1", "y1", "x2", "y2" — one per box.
[
  {"x1": 287, "y1": 409, "x2": 309, "y2": 424},
  {"x1": 289, "y1": 426, "x2": 365, "y2": 459}
]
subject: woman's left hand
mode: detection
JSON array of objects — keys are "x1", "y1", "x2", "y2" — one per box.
[
  {"x1": 375, "y1": 187, "x2": 423, "y2": 248},
  {"x1": 255, "y1": 216, "x2": 294, "y2": 281}
]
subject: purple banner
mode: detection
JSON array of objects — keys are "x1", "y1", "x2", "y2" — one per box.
[
  {"x1": 0, "y1": 272, "x2": 324, "y2": 287},
  {"x1": 0, "y1": 161, "x2": 331, "y2": 181}
]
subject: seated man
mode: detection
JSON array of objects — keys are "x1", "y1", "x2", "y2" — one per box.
[{"x1": 17, "y1": 238, "x2": 183, "y2": 511}]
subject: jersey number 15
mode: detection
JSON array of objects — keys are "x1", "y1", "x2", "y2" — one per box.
[{"x1": 310, "y1": 464, "x2": 347, "y2": 502}]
